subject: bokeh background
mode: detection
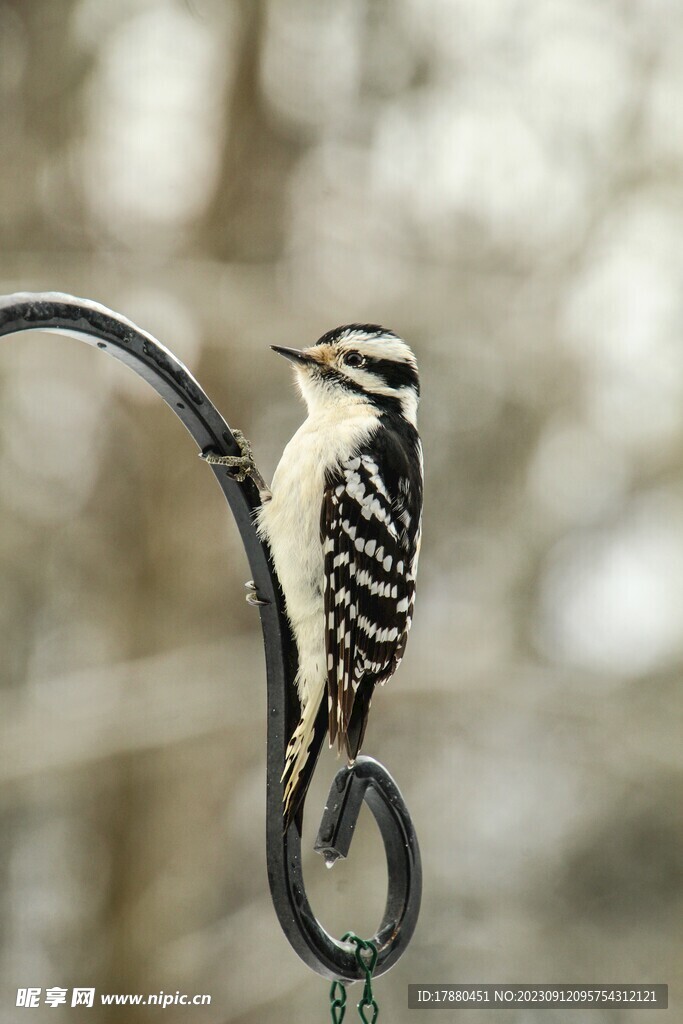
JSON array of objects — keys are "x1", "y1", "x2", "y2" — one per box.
[{"x1": 1, "y1": 1, "x2": 682, "y2": 1021}]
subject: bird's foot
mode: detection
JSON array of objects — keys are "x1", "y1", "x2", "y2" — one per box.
[
  {"x1": 201, "y1": 429, "x2": 271, "y2": 497},
  {"x1": 245, "y1": 579, "x2": 269, "y2": 606}
]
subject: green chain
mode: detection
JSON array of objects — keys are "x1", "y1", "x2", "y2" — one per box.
[
  {"x1": 329, "y1": 980, "x2": 346, "y2": 1023},
  {"x1": 328, "y1": 933, "x2": 379, "y2": 1023}
]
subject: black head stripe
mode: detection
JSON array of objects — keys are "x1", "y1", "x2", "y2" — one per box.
[
  {"x1": 318, "y1": 365, "x2": 406, "y2": 415},
  {"x1": 320, "y1": 366, "x2": 368, "y2": 396},
  {"x1": 315, "y1": 324, "x2": 397, "y2": 346},
  {"x1": 367, "y1": 357, "x2": 420, "y2": 397}
]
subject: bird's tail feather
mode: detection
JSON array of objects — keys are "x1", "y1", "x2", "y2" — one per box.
[
  {"x1": 282, "y1": 686, "x2": 327, "y2": 829},
  {"x1": 344, "y1": 678, "x2": 376, "y2": 760}
]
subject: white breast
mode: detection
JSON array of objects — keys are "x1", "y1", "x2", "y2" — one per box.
[{"x1": 257, "y1": 405, "x2": 379, "y2": 702}]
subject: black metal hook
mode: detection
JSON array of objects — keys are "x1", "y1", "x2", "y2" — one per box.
[{"x1": 0, "y1": 291, "x2": 422, "y2": 981}]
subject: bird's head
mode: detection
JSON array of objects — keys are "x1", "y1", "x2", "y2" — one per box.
[{"x1": 272, "y1": 324, "x2": 419, "y2": 425}]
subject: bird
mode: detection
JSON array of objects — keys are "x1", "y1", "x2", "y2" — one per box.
[{"x1": 256, "y1": 324, "x2": 423, "y2": 824}]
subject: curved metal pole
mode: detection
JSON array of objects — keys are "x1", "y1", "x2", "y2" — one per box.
[{"x1": 0, "y1": 292, "x2": 421, "y2": 981}]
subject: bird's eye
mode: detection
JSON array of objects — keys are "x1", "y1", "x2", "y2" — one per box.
[{"x1": 343, "y1": 351, "x2": 365, "y2": 369}]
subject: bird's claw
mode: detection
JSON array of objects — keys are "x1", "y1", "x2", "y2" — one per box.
[
  {"x1": 245, "y1": 580, "x2": 269, "y2": 606},
  {"x1": 200, "y1": 429, "x2": 257, "y2": 483}
]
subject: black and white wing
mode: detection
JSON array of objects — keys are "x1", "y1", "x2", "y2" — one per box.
[{"x1": 322, "y1": 431, "x2": 422, "y2": 759}]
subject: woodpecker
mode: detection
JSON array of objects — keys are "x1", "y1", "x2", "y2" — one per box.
[{"x1": 256, "y1": 325, "x2": 423, "y2": 823}]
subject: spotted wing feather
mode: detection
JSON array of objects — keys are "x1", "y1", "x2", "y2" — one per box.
[{"x1": 322, "y1": 437, "x2": 421, "y2": 758}]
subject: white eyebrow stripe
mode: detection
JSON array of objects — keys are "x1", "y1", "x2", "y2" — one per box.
[{"x1": 339, "y1": 335, "x2": 416, "y2": 365}]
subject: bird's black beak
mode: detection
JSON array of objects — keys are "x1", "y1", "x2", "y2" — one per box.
[{"x1": 271, "y1": 345, "x2": 317, "y2": 366}]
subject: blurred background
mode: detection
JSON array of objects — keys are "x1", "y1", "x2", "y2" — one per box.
[{"x1": 1, "y1": 0, "x2": 682, "y2": 1021}]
